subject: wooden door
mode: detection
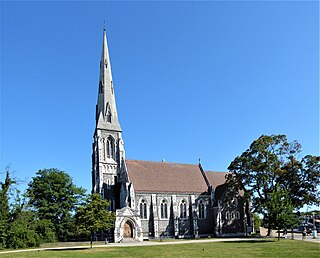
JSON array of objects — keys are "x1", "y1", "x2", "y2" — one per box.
[{"x1": 123, "y1": 221, "x2": 133, "y2": 238}]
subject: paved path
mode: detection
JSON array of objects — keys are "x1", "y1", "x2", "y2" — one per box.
[
  {"x1": 288, "y1": 233, "x2": 320, "y2": 243},
  {"x1": 0, "y1": 236, "x2": 319, "y2": 255}
]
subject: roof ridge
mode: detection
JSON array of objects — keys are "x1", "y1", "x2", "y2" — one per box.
[
  {"x1": 205, "y1": 170, "x2": 229, "y2": 174},
  {"x1": 126, "y1": 159, "x2": 198, "y2": 166}
]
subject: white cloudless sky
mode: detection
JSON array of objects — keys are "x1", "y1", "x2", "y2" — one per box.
[{"x1": 1, "y1": 1, "x2": 319, "y2": 209}]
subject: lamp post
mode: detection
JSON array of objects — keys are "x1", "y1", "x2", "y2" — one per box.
[{"x1": 312, "y1": 212, "x2": 317, "y2": 239}]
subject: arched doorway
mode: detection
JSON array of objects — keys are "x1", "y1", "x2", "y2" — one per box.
[{"x1": 123, "y1": 220, "x2": 133, "y2": 238}]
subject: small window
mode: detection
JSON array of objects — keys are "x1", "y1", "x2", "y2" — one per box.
[
  {"x1": 236, "y1": 211, "x2": 240, "y2": 219},
  {"x1": 107, "y1": 111, "x2": 112, "y2": 123},
  {"x1": 231, "y1": 197, "x2": 238, "y2": 207},
  {"x1": 160, "y1": 199, "x2": 168, "y2": 219},
  {"x1": 226, "y1": 211, "x2": 230, "y2": 220},
  {"x1": 102, "y1": 138, "x2": 106, "y2": 160},
  {"x1": 198, "y1": 200, "x2": 205, "y2": 219},
  {"x1": 180, "y1": 199, "x2": 187, "y2": 219},
  {"x1": 140, "y1": 199, "x2": 147, "y2": 219},
  {"x1": 109, "y1": 198, "x2": 114, "y2": 211},
  {"x1": 99, "y1": 81, "x2": 104, "y2": 93},
  {"x1": 231, "y1": 211, "x2": 235, "y2": 219}
]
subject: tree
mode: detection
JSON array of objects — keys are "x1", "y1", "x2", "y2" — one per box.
[
  {"x1": 76, "y1": 194, "x2": 115, "y2": 248},
  {"x1": 0, "y1": 168, "x2": 15, "y2": 249},
  {"x1": 0, "y1": 169, "x2": 14, "y2": 221},
  {"x1": 253, "y1": 213, "x2": 261, "y2": 232},
  {"x1": 265, "y1": 185, "x2": 297, "y2": 240},
  {"x1": 26, "y1": 168, "x2": 86, "y2": 241},
  {"x1": 227, "y1": 134, "x2": 320, "y2": 235},
  {"x1": 6, "y1": 210, "x2": 57, "y2": 249}
]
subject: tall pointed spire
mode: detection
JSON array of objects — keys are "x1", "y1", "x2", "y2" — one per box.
[
  {"x1": 96, "y1": 25, "x2": 121, "y2": 132},
  {"x1": 92, "y1": 25, "x2": 125, "y2": 197}
]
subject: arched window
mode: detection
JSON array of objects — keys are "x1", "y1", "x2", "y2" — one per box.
[
  {"x1": 231, "y1": 211, "x2": 235, "y2": 219},
  {"x1": 226, "y1": 211, "x2": 230, "y2": 220},
  {"x1": 101, "y1": 138, "x2": 106, "y2": 160},
  {"x1": 236, "y1": 211, "x2": 240, "y2": 219},
  {"x1": 99, "y1": 81, "x2": 103, "y2": 93},
  {"x1": 180, "y1": 199, "x2": 187, "y2": 219},
  {"x1": 109, "y1": 198, "x2": 114, "y2": 211},
  {"x1": 107, "y1": 110, "x2": 112, "y2": 123},
  {"x1": 231, "y1": 197, "x2": 238, "y2": 207},
  {"x1": 139, "y1": 199, "x2": 147, "y2": 219},
  {"x1": 160, "y1": 199, "x2": 168, "y2": 219},
  {"x1": 198, "y1": 200, "x2": 205, "y2": 219},
  {"x1": 106, "y1": 136, "x2": 115, "y2": 159}
]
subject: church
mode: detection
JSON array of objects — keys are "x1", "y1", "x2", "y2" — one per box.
[{"x1": 91, "y1": 27, "x2": 252, "y2": 242}]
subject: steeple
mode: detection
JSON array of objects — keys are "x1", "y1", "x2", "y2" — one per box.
[
  {"x1": 92, "y1": 25, "x2": 126, "y2": 205},
  {"x1": 96, "y1": 26, "x2": 121, "y2": 132}
]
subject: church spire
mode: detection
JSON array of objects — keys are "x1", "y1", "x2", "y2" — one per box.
[{"x1": 96, "y1": 26, "x2": 121, "y2": 132}]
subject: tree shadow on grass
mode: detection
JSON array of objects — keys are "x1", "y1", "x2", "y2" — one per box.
[
  {"x1": 221, "y1": 240, "x2": 274, "y2": 244},
  {"x1": 45, "y1": 247, "x2": 90, "y2": 251}
]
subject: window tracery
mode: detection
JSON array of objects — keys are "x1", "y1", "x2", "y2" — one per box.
[
  {"x1": 180, "y1": 199, "x2": 187, "y2": 219},
  {"x1": 139, "y1": 199, "x2": 147, "y2": 219},
  {"x1": 198, "y1": 200, "x2": 205, "y2": 219},
  {"x1": 160, "y1": 199, "x2": 168, "y2": 219},
  {"x1": 106, "y1": 136, "x2": 115, "y2": 159}
]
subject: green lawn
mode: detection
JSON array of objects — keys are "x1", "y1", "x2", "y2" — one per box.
[{"x1": 0, "y1": 239, "x2": 319, "y2": 258}]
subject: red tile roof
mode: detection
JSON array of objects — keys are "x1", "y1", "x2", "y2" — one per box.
[
  {"x1": 125, "y1": 160, "x2": 209, "y2": 194},
  {"x1": 206, "y1": 171, "x2": 245, "y2": 197},
  {"x1": 205, "y1": 171, "x2": 228, "y2": 188}
]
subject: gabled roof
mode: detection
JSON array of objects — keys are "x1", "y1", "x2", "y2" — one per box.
[
  {"x1": 205, "y1": 171, "x2": 228, "y2": 188},
  {"x1": 125, "y1": 160, "x2": 209, "y2": 194},
  {"x1": 206, "y1": 171, "x2": 245, "y2": 198}
]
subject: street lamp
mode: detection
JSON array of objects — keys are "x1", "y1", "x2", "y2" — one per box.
[{"x1": 312, "y1": 212, "x2": 317, "y2": 239}]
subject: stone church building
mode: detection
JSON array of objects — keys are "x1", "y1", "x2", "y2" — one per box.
[{"x1": 91, "y1": 27, "x2": 251, "y2": 242}]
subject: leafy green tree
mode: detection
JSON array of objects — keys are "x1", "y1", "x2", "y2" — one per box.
[
  {"x1": 0, "y1": 169, "x2": 15, "y2": 249},
  {"x1": 265, "y1": 185, "x2": 297, "y2": 240},
  {"x1": 76, "y1": 194, "x2": 115, "y2": 248},
  {"x1": 253, "y1": 213, "x2": 261, "y2": 232},
  {"x1": 33, "y1": 218, "x2": 57, "y2": 244},
  {"x1": 7, "y1": 211, "x2": 40, "y2": 249},
  {"x1": 26, "y1": 168, "x2": 86, "y2": 241},
  {"x1": 227, "y1": 134, "x2": 320, "y2": 235}
]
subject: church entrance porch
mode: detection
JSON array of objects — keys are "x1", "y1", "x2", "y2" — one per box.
[
  {"x1": 123, "y1": 221, "x2": 133, "y2": 238},
  {"x1": 114, "y1": 207, "x2": 143, "y2": 242}
]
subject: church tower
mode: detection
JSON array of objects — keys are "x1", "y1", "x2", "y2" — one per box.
[{"x1": 92, "y1": 26, "x2": 125, "y2": 211}]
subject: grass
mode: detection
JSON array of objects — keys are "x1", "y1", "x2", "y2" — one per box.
[{"x1": 0, "y1": 239, "x2": 319, "y2": 258}]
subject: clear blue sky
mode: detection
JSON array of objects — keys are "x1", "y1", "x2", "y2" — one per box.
[{"x1": 1, "y1": 1, "x2": 319, "y2": 203}]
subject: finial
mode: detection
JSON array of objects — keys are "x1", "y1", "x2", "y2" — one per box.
[
  {"x1": 103, "y1": 20, "x2": 106, "y2": 31},
  {"x1": 198, "y1": 158, "x2": 201, "y2": 164}
]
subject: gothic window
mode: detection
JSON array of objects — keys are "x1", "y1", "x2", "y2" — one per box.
[
  {"x1": 230, "y1": 197, "x2": 238, "y2": 207},
  {"x1": 102, "y1": 138, "x2": 106, "y2": 160},
  {"x1": 99, "y1": 81, "x2": 104, "y2": 93},
  {"x1": 198, "y1": 200, "x2": 205, "y2": 219},
  {"x1": 106, "y1": 136, "x2": 115, "y2": 159},
  {"x1": 180, "y1": 199, "x2": 187, "y2": 219},
  {"x1": 100, "y1": 188, "x2": 104, "y2": 199},
  {"x1": 139, "y1": 199, "x2": 147, "y2": 219},
  {"x1": 109, "y1": 198, "x2": 114, "y2": 211},
  {"x1": 106, "y1": 139, "x2": 110, "y2": 157},
  {"x1": 107, "y1": 110, "x2": 112, "y2": 123},
  {"x1": 160, "y1": 199, "x2": 168, "y2": 219},
  {"x1": 226, "y1": 211, "x2": 230, "y2": 220}
]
